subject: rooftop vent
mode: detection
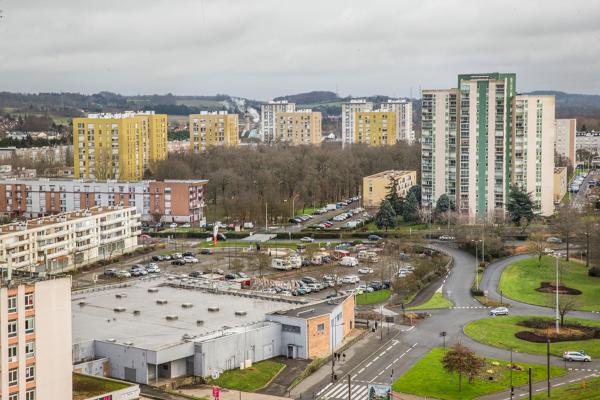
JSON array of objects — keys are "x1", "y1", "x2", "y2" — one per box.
[
  {"x1": 148, "y1": 288, "x2": 159, "y2": 293},
  {"x1": 208, "y1": 306, "x2": 219, "y2": 312},
  {"x1": 196, "y1": 320, "x2": 204, "y2": 326},
  {"x1": 182, "y1": 303, "x2": 194, "y2": 309},
  {"x1": 114, "y1": 307, "x2": 126, "y2": 312},
  {"x1": 78, "y1": 301, "x2": 87, "y2": 307},
  {"x1": 123, "y1": 341, "x2": 134, "y2": 346},
  {"x1": 133, "y1": 310, "x2": 141, "y2": 316},
  {"x1": 115, "y1": 293, "x2": 127, "y2": 299},
  {"x1": 156, "y1": 299, "x2": 168, "y2": 305},
  {"x1": 235, "y1": 311, "x2": 247, "y2": 316},
  {"x1": 106, "y1": 338, "x2": 116, "y2": 343},
  {"x1": 165, "y1": 315, "x2": 178, "y2": 321}
]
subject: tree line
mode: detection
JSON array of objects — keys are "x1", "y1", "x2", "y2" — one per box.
[{"x1": 148, "y1": 142, "x2": 420, "y2": 223}]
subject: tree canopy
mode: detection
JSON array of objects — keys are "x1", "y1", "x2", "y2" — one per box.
[
  {"x1": 402, "y1": 192, "x2": 420, "y2": 223},
  {"x1": 375, "y1": 199, "x2": 397, "y2": 231},
  {"x1": 442, "y1": 343, "x2": 485, "y2": 391},
  {"x1": 506, "y1": 186, "x2": 535, "y2": 229},
  {"x1": 385, "y1": 177, "x2": 405, "y2": 215}
]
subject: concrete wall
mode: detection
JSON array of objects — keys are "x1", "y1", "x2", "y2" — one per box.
[
  {"x1": 73, "y1": 358, "x2": 110, "y2": 377},
  {"x1": 73, "y1": 340, "x2": 96, "y2": 363},
  {"x1": 265, "y1": 315, "x2": 308, "y2": 359},
  {"x1": 94, "y1": 342, "x2": 151, "y2": 384}
]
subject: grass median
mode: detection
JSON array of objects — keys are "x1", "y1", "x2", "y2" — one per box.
[
  {"x1": 206, "y1": 360, "x2": 284, "y2": 392},
  {"x1": 392, "y1": 348, "x2": 565, "y2": 400},
  {"x1": 464, "y1": 316, "x2": 600, "y2": 358},
  {"x1": 498, "y1": 256, "x2": 600, "y2": 311},
  {"x1": 532, "y1": 375, "x2": 600, "y2": 399},
  {"x1": 355, "y1": 289, "x2": 391, "y2": 305},
  {"x1": 407, "y1": 292, "x2": 453, "y2": 310}
]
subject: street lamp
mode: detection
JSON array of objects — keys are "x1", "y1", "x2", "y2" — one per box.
[
  {"x1": 553, "y1": 254, "x2": 560, "y2": 334},
  {"x1": 331, "y1": 321, "x2": 345, "y2": 382},
  {"x1": 471, "y1": 239, "x2": 482, "y2": 290}
]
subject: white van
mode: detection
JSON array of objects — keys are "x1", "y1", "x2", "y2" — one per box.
[
  {"x1": 358, "y1": 251, "x2": 379, "y2": 263},
  {"x1": 340, "y1": 256, "x2": 359, "y2": 267},
  {"x1": 311, "y1": 254, "x2": 324, "y2": 265},
  {"x1": 243, "y1": 222, "x2": 254, "y2": 229},
  {"x1": 287, "y1": 255, "x2": 302, "y2": 269},
  {"x1": 271, "y1": 259, "x2": 292, "y2": 270}
]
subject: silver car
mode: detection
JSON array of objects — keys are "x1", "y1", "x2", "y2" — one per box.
[
  {"x1": 490, "y1": 307, "x2": 509, "y2": 316},
  {"x1": 563, "y1": 351, "x2": 591, "y2": 362}
]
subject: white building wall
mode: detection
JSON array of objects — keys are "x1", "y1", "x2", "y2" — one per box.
[{"x1": 341, "y1": 100, "x2": 373, "y2": 146}]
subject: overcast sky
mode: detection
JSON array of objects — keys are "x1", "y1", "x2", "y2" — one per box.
[{"x1": 1, "y1": 0, "x2": 599, "y2": 100}]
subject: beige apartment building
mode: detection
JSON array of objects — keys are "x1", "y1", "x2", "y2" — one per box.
[
  {"x1": 355, "y1": 111, "x2": 397, "y2": 146},
  {"x1": 380, "y1": 99, "x2": 414, "y2": 144},
  {"x1": 0, "y1": 206, "x2": 140, "y2": 273},
  {"x1": 362, "y1": 170, "x2": 417, "y2": 208},
  {"x1": 511, "y1": 95, "x2": 556, "y2": 216},
  {"x1": 189, "y1": 112, "x2": 239, "y2": 152},
  {"x1": 274, "y1": 110, "x2": 322, "y2": 145},
  {"x1": 261, "y1": 100, "x2": 296, "y2": 143},
  {"x1": 342, "y1": 99, "x2": 373, "y2": 146},
  {"x1": 555, "y1": 118, "x2": 577, "y2": 166},
  {"x1": 553, "y1": 167, "x2": 567, "y2": 203},
  {"x1": 0, "y1": 276, "x2": 72, "y2": 400}
]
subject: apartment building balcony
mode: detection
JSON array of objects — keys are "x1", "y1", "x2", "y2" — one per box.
[
  {"x1": 75, "y1": 232, "x2": 95, "y2": 242},
  {"x1": 46, "y1": 247, "x2": 69, "y2": 260}
]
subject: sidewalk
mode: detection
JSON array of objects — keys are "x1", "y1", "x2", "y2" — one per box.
[
  {"x1": 290, "y1": 326, "x2": 400, "y2": 399},
  {"x1": 178, "y1": 386, "x2": 291, "y2": 399}
]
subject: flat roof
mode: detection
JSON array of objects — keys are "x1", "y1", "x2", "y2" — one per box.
[
  {"x1": 268, "y1": 296, "x2": 349, "y2": 319},
  {"x1": 72, "y1": 278, "x2": 296, "y2": 351},
  {"x1": 363, "y1": 170, "x2": 416, "y2": 179}
]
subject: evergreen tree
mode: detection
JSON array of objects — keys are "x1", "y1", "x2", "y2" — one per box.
[
  {"x1": 402, "y1": 192, "x2": 419, "y2": 223},
  {"x1": 375, "y1": 199, "x2": 397, "y2": 231},
  {"x1": 385, "y1": 177, "x2": 405, "y2": 215},
  {"x1": 435, "y1": 193, "x2": 451, "y2": 214},
  {"x1": 506, "y1": 185, "x2": 535, "y2": 229},
  {"x1": 408, "y1": 185, "x2": 421, "y2": 203}
]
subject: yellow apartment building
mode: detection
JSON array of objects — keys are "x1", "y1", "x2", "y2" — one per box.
[
  {"x1": 362, "y1": 170, "x2": 417, "y2": 208},
  {"x1": 553, "y1": 167, "x2": 567, "y2": 203},
  {"x1": 189, "y1": 112, "x2": 239, "y2": 152},
  {"x1": 73, "y1": 111, "x2": 167, "y2": 181},
  {"x1": 274, "y1": 110, "x2": 322, "y2": 145},
  {"x1": 355, "y1": 111, "x2": 397, "y2": 146}
]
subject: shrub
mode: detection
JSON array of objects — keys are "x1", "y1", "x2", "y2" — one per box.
[
  {"x1": 470, "y1": 288, "x2": 484, "y2": 296},
  {"x1": 588, "y1": 266, "x2": 600, "y2": 277}
]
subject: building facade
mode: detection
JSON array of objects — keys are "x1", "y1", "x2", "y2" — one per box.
[
  {"x1": 362, "y1": 170, "x2": 417, "y2": 208},
  {"x1": 355, "y1": 111, "x2": 397, "y2": 146},
  {"x1": 0, "y1": 276, "x2": 72, "y2": 400},
  {"x1": 189, "y1": 112, "x2": 239, "y2": 152},
  {"x1": 0, "y1": 178, "x2": 207, "y2": 224},
  {"x1": 0, "y1": 206, "x2": 140, "y2": 273},
  {"x1": 260, "y1": 101, "x2": 296, "y2": 143},
  {"x1": 341, "y1": 100, "x2": 373, "y2": 146},
  {"x1": 73, "y1": 112, "x2": 167, "y2": 181},
  {"x1": 380, "y1": 99, "x2": 414, "y2": 144},
  {"x1": 553, "y1": 167, "x2": 567, "y2": 203},
  {"x1": 274, "y1": 110, "x2": 322, "y2": 145},
  {"x1": 555, "y1": 118, "x2": 577, "y2": 166},
  {"x1": 511, "y1": 95, "x2": 556, "y2": 216},
  {"x1": 575, "y1": 131, "x2": 600, "y2": 156}
]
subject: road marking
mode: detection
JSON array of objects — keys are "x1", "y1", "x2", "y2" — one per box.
[
  {"x1": 316, "y1": 383, "x2": 332, "y2": 395},
  {"x1": 372, "y1": 356, "x2": 380, "y2": 362},
  {"x1": 386, "y1": 346, "x2": 393, "y2": 351},
  {"x1": 351, "y1": 374, "x2": 357, "y2": 380},
  {"x1": 358, "y1": 367, "x2": 365, "y2": 374},
  {"x1": 365, "y1": 362, "x2": 372, "y2": 368},
  {"x1": 379, "y1": 351, "x2": 386, "y2": 356},
  {"x1": 568, "y1": 379, "x2": 578, "y2": 383},
  {"x1": 553, "y1": 382, "x2": 565, "y2": 387}
]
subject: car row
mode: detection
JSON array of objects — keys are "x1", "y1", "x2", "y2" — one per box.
[
  {"x1": 288, "y1": 214, "x2": 314, "y2": 224},
  {"x1": 312, "y1": 197, "x2": 360, "y2": 215}
]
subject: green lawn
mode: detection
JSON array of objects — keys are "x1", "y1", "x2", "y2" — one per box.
[
  {"x1": 464, "y1": 316, "x2": 600, "y2": 358},
  {"x1": 392, "y1": 348, "x2": 565, "y2": 400},
  {"x1": 532, "y1": 375, "x2": 600, "y2": 399},
  {"x1": 356, "y1": 289, "x2": 391, "y2": 305},
  {"x1": 499, "y1": 256, "x2": 600, "y2": 311},
  {"x1": 73, "y1": 373, "x2": 132, "y2": 400},
  {"x1": 207, "y1": 360, "x2": 284, "y2": 392},
  {"x1": 407, "y1": 292, "x2": 453, "y2": 310}
]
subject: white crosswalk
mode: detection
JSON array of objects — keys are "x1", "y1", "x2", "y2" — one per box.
[{"x1": 317, "y1": 383, "x2": 370, "y2": 399}]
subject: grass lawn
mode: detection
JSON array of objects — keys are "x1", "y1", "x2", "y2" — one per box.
[
  {"x1": 464, "y1": 316, "x2": 600, "y2": 358},
  {"x1": 532, "y1": 375, "x2": 600, "y2": 399},
  {"x1": 407, "y1": 292, "x2": 453, "y2": 310},
  {"x1": 356, "y1": 289, "x2": 391, "y2": 305},
  {"x1": 207, "y1": 360, "x2": 284, "y2": 392},
  {"x1": 73, "y1": 373, "x2": 132, "y2": 400},
  {"x1": 392, "y1": 348, "x2": 565, "y2": 400},
  {"x1": 499, "y1": 256, "x2": 600, "y2": 311}
]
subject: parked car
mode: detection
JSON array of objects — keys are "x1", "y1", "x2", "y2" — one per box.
[
  {"x1": 489, "y1": 307, "x2": 509, "y2": 316},
  {"x1": 213, "y1": 268, "x2": 225, "y2": 275},
  {"x1": 147, "y1": 265, "x2": 160, "y2": 274},
  {"x1": 300, "y1": 237, "x2": 314, "y2": 243},
  {"x1": 183, "y1": 251, "x2": 195, "y2": 257},
  {"x1": 301, "y1": 276, "x2": 318, "y2": 284},
  {"x1": 115, "y1": 270, "x2": 131, "y2": 278},
  {"x1": 200, "y1": 248, "x2": 214, "y2": 255},
  {"x1": 152, "y1": 255, "x2": 163, "y2": 262},
  {"x1": 170, "y1": 223, "x2": 178, "y2": 229},
  {"x1": 181, "y1": 223, "x2": 191, "y2": 228},
  {"x1": 104, "y1": 268, "x2": 118, "y2": 277},
  {"x1": 546, "y1": 237, "x2": 562, "y2": 244},
  {"x1": 224, "y1": 273, "x2": 237, "y2": 280},
  {"x1": 358, "y1": 267, "x2": 373, "y2": 274},
  {"x1": 439, "y1": 235, "x2": 455, "y2": 241},
  {"x1": 383, "y1": 280, "x2": 392, "y2": 289},
  {"x1": 368, "y1": 234, "x2": 382, "y2": 241},
  {"x1": 341, "y1": 275, "x2": 360, "y2": 284},
  {"x1": 237, "y1": 272, "x2": 249, "y2": 279},
  {"x1": 183, "y1": 256, "x2": 198, "y2": 263},
  {"x1": 171, "y1": 259, "x2": 186, "y2": 266},
  {"x1": 563, "y1": 351, "x2": 591, "y2": 362},
  {"x1": 369, "y1": 280, "x2": 383, "y2": 291},
  {"x1": 188, "y1": 271, "x2": 203, "y2": 278},
  {"x1": 357, "y1": 284, "x2": 374, "y2": 293}
]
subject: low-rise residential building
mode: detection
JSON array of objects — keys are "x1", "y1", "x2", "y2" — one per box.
[
  {"x1": 553, "y1": 167, "x2": 567, "y2": 203},
  {"x1": 0, "y1": 178, "x2": 208, "y2": 225},
  {"x1": 0, "y1": 165, "x2": 36, "y2": 179},
  {"x1": 575, "y1": 131, "x2": 600, "y2": 155},
  {"x1": 261, "y1": 100, "x2": 296, "y2": 143},
  {"x1": 0, "y1": 275, "x2": 72, "y2": 399},
  {"x1": 362, "y1": 170, "x2": 417, "y2": 208},
  {"x1": 342, "y1": 99, "x2": 373, "y2": 146},
  {"x1": 355, "y1": 111, "x2": 397, "y2": 146},
  {"x1": 555, "y1": 119, "x2": 577, "y2": 166},
  {"x1": 0, "y1": 206, "x2": 140, "y2": 272},
  {"x1": 0, "y1": 146, "x2": 69, "y2": 163},
  {"x1": 189, "y1": 112, "x2": 239, "y2": 152},
  {"x1": 274, "y1": 110, "x2": 322, "y2": 145},
  {"x1": 380, "y1": 99, "x2": 414, "y2": 144}
]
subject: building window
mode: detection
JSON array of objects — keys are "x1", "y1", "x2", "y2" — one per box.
[
  {"x1": 282, "y1": 324, "x2": 301, "y2": 334},
  {"x1": 26, "y1": 341, "x2": 35, "y2": 358},
  {"x1": 26, "y1": 390, "x2": 35, "y2": 400},
  {"x1": 8, "y1": 295, "x2": 17, "y2": 312},
  {"x1": 316, "y1": 323, "x2": 325, "y2": 333},
  {"x1": 9, "y1": 394, "x2": 18, "y2": 400},
  {"x1": 8, "y1": 320, "x2": 17, "y2": 337},
  {"x1": 8, "y1": 368, "x2": 18, "y2": 386},
  {"x1": 8, "y1": 344, "x2": 17, "y2": 360},
  {"x1": 25, "y1": 293, "x2": 34, "y2": 310},
  {"x1": 26, "y1": 365, "x2": 35, "y2": 382},
  {"x1": 25, "y1": 317, "x2": 34, "y2": 334}
]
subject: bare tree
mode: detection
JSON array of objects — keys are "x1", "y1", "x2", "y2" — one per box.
[
  {"x1": 578, "y1": 206, "x2": 598, "y2": 268},
  {"x1": 527, "y1": 232, "x2": 548, "y2": 268},
  {"x1": 554, "y1": 204, "x2": 579, "y2": 262},
  {"x1": 558, "y1": 295, "x2": 580, "y2": 326},
  {"x1": 442, "y1": 343, "x2": 485, "y2": 391},
  {"x1": 94, "y1": 145, "x2": 114, "y2": 180}
]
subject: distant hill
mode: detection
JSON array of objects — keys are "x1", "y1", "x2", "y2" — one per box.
[
  {"x1": 527, "y1": 90, "x2": 600, "y2": 130},
  {"x1": 274, "y1": 91, "x2": 339, "y2": 105}
]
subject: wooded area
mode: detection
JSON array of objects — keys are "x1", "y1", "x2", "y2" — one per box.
[{"x1": 149, "y1": 143, "x2": 420, "y2": 223}]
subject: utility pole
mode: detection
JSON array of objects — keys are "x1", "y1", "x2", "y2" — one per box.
[
  {"x1": 555, "y1": 256, "x2": 560, "y2": 334},
  {"x1": 265, "y1": 202, "x2": 268, "y2": 231},
  {"x1": 510, "y1": 348, "x2": 513, "y2": 400},
  {"x1": 547, "y1": 339, "x2": 551, "y2": 397},
  {"x1": 347, "y1": 374, "x2": 351, "y2": 399},
  {"x1": 528, "y1": 368, "x2": 532, "y2": 400}
]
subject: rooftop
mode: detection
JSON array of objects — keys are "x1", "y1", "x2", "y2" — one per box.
[
  {"x1": 72, "y1": 278, "x2": 296, "y2": 350},
  {"x1": 268, "y1": 296, "x2": 350, "y2": 319},
  {"x1": 85, "y1": 111, "x2": 158, "y2": 119},
  {"x1": 364, "y1": 170, "x2": 416, "y2": 179},
  {"x1": 0, "y1": 177, "x2": 208, "y2": 185}
]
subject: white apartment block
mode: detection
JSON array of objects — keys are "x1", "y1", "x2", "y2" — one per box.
[
  {"x1": 260, "y1": 101, "x2": 296, "y2": 143},
  {"x1": 0, "y1": 206, "x2": 140, "y2": 273},
  {"x1": 380, "y1": 99, "x2": 414, "y2": 144},
  {"x1": 575, "y1": 131, "x2": 600, "y2": 156},
  {"x1": 512, "y1": 95, "x2": 556, "y2": 216},
  {"x1": 555, "y1": 119, "x2": 577, "y2": 166},
  {"x1": 341, "y1": 99, "x2": 373, "y2": 146},
  {"x1": 0, "y1": 276, "x2": 72, "y2": 400}
]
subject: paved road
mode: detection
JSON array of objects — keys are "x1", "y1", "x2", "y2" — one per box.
[{"x1": 304, "y1": 245, "x2": 600, "y2": 399}]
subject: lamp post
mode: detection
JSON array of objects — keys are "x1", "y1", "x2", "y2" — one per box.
[
  {"x1": 471, "y1": 239, "x2": 481, "y2": 289},
  {"x1": 555, "y1": 255, "x2": 560, "y2": 335}
]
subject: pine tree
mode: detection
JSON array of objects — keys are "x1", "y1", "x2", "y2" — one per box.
[
  {"x1": 402, "y1": 192, "x2": 419, "y2": 223},
  {"x1": 506, "y1": 185, "x2": 535, "y2": 230},
  {"x1": 375, "y1": 199, "x2": 397, "y2": 231},
  {"x1": 385, "y1": 177, "x2": 405, "y2": 215}
]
